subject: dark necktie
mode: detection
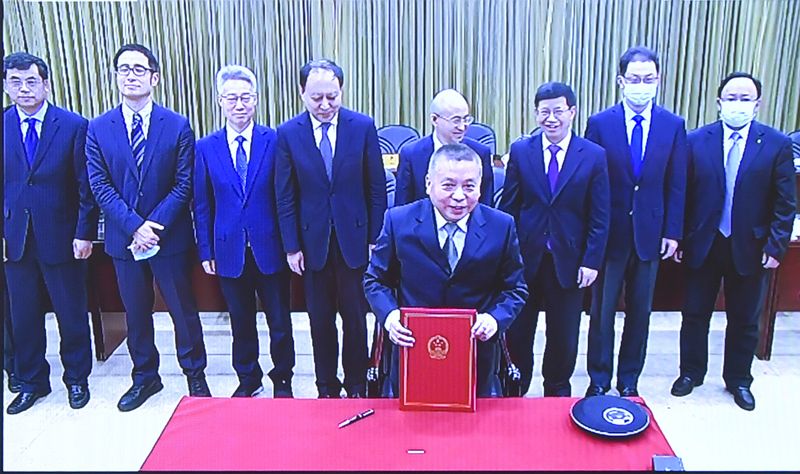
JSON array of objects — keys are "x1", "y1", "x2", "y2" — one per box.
[
  {"x1": 547, "y1": 143, "x2": 560, "y2": 193},
  {"x1": 630, "y1": 114, "x2": 644, "y2": 178},
  {"x1": 235, "y1": 135, "x2": 248, "y2": 191},
  {"x1": 23, "y1": 117, "x2": 39, "y2": 166},
  {"x1": 319, "y1": 122, "x2": 333, "y2": 180},
  {"x1": 131, "y1": 112, "x2": 145, "y2": 169},
  {"x1": 443, "y1": 222, "x2": 459, "y2": 272},
  {"x1": 719, "y1": 131, "x2": 742, "y2": 237}
]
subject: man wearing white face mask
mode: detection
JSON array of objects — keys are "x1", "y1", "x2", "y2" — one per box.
[
  {"x1": 671, "y1": 72, "x2": 795, "y2": 411},
  {"x1": 583, "y1": 46, "x2": 688, "y2": 398}
]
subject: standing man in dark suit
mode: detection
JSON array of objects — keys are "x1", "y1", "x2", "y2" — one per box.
[
  {"x1": 275, "y1": 59, "x2": 386, "y2": 398},
  {"x1": 584, "y1": 46, "x2": 688, "y2": 397},
  {"x1": 500, "y1": 82, "x2": 610, "y2": 397},
  {"x1": 3, "y1": 52, "x2": 99, "y2": 414},
  {"x1": 671, "y1": 72, "x2": 795, "y2": 411},
  {"x1": 194, "y1": 65, "x2": 295, "y2": 398},
  {"x1": 364, "y1": 144, "x2": 528, "y2": 396},
  {"x1": 395, "y1": 89, "x2": 494, "y2": 206},
  {"x1": 86, "y1": 44, "x2": 209, "y2": 411}
]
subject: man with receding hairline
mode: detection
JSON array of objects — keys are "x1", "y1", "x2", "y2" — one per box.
[
  {"x1": 275, "y1": 59, "x2": 386, "y2": 398},
  {"x1": 396, "y1": 89, "x2": 493, "y2": 206}
]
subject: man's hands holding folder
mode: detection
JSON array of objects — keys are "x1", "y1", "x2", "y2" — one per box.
[{"x1": 385, "y1": 309, "x2": 498, "y2": 347}]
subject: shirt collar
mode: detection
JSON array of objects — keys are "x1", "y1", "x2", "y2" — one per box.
[
  {"x1": 542, "y1": 131, "x2": 571, "y2": 154},
  {"x1": 17, "y1": 101, "x2": 48, "y2": 124},
  {"x1": 722, "y1": 120, "x2": 752, "y2": 143},
  {"x1": 432, "y1": 132, "x2": 445, "y2": 151},
  {"x1": 122, "y1": 99, "x2": 153, "y2": 123},
  {"x1": 622, "y1": 99, "x2": 653, "y2": 123},
  {"x1": 309, "y1": 112, "x2": 339, "y2": 131},
  {"x1": 226, "y1": 120, "x2": 255, "y2": 145},
  {"x1": 432, "y1": 204, "x2": 470, "y2": 234}
]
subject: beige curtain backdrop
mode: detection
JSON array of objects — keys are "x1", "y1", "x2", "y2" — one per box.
[{"x1": 4, "y1": 0, "x2": 799, "y2": 153}]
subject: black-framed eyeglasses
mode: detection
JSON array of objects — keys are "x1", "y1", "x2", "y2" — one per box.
[
  {"x1": 116, "y1": 64, "x2": 154, "y2": 77},
  {"x1": 220, "y1": 93, "x2": 257, "y2": 106},
  {"x1": 622, "y1": 75, "x2": 659, "y2": 85},
  {"x1": 435, "y1": 114, "x2": 475, "y2": 126}
]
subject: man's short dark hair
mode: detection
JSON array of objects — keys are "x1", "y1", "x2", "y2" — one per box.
[
  {"x1": 428, "y1": 143, "x2": 483, "y2": 177},
  {"x1": 113, "y1": 43, "x2": 160, "y2": 72},
  {"x1": 299, "y1": 59, "x2": 344, "y2": 89},
  {"x1": 717, "y1": 71, "x2": 762, "y2": 99},
  {"x1": 619, "y1": 46, "x2": 660, "y2": 76},
  {"x1": 3, "y1": 52, "x2": 49, "y2": 80},
  {"x1": 534, "y1": 82, "x2": 577, "y2": 108}
]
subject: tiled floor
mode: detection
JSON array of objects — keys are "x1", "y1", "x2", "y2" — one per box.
[{"x1": 3, "y1": 311, "x2": 800, "y2": 471}]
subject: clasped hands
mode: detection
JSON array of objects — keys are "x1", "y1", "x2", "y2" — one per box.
[
  {"x1": 131, "y1": 220, "x2": 164, "y2": 251},
  {"x1": 384, "y1": 309, "x2": 498, "y2": 348}
]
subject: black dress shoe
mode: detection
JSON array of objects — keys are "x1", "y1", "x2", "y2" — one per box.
[
  {"x1": 618, "y1": 387, "x2": 639, "y2": 397},
  {"x1": 187, "y1": 375, "x2": 211, "y2": 397},
  {"x1": 7, "y1": 388, "x2": 51, "y2": 415},
  {"x1": 728, "y1": 386, "x2": 755, "y2": 411},
  {"x1": 7, "y1": 372, "x2": 22, "y2": 393},
  {"x1": 584, "y1": 385, "x2": 607, "y2": 397},
  {"x1": 272, "y1": 379, "x2": 293, "y2": 398},
  {"x1": 232, "y1": 383, "x2": 264, "y2": 398},
  {"x1": 118, "y1": 380, "x2": 164, "y2": 412},
  {"x1": 671, "y1": 376, "x2": 702, "y2": 397},
  {"x1": 68, "y1": 384, "x2": 90, "y2": 409}
]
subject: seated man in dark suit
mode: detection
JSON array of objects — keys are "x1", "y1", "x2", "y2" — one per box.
[
  {"x1": 364, "y1": 144, "x2": 528, "y2": 396},
  {"x1": 395, "y1": 89, "x2": 494, "y2": 206},
  {"x1": 672, "y1": 72, "x2": 796, "y2": 411}
]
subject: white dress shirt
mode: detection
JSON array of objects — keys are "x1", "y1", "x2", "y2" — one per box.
[
  {"x1": 226, "y1": 121, "x2": 254, "y2": 166},
  {"x1": 310, "y1": 113, "x2": 338, "y2": 156},
  {"x1": 541, "y1": 132, "x2": 572, "y2": 172},
  {"x1": 433, "y1": 206, "x2": 469, "y2": 261},
  {"x1": 122, "y1": 100, "x2": 153, "y2": 142},
  {"x1": 622, "y1": 100, "x2": 653, "y2": 152},
  {"x1": 17, "y1": 101, "x2": 48, "y2": 137}
]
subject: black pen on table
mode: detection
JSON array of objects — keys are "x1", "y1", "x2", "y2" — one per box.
[{"x1": 338, "y1": 408, "x2": 375, "y2": 428}]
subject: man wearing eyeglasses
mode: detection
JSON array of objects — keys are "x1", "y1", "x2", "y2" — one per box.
[
  {"x1": 275, "y1": 59, "x2": 386, "y2": 398},
  {"x1": 671, "y1": 72, "x2": 795, "y2": 411},
  {"x1": 3, "y1": 52, "x2": 99, "y2": 414},
  {"x1": 193, "y1": 65, "x2": 295, "y2": 398},
  {"x1": 86, "y1": 43, "x2": 209, "y2": 411},
  {"x1": 499, "y1": 82, "x2": 609, "y2": 397},
  {"x1": 395, "y1": 89, "x2": 493, "y2": 206},
  {"x1": 583, "y1": 46, "x2": 688, "y2": 398}
]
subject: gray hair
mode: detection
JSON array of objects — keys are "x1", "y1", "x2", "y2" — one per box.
[
  {"x1": 216, "y1": 65, "x2": 257, "y2": 95},
  {"x1": 427, "y1": 143, "x2": 483, "y2": 177}
]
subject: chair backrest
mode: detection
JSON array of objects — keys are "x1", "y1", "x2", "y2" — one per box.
[
  {"x1": 465, "y1": 122, "x2": 497, "y2": 154},
  {"x1": 385, "y1": 168, "x2": 396, "y2": 208},
  {"x1": 377, "y1": 124, "x2": 420, "y2": 154},
  {"x1": 492, "y1": 167, "x2": 506, "y2": 208},
  {"x1": 789, "y1": 130, "x2": 800, "y2": 159}
]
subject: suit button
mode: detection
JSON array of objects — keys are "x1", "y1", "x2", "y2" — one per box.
[
  {"x1": 27, "y1": 180, "x2": 33, "y2": 186},
  {"x1": 139, "y1": 192, "x2": 144, "y2": 197},
  {"x1": 24, "y1": 208, "x2": 30, "y2": 214},
  {"x1": 629, "y1": 210, "x2": 634, "y2": 216},
  {"x1": 634, "y1": 185, "x2": 639, "y2": 191}
]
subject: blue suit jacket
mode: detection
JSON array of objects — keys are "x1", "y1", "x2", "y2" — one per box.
[
  {"x1": 86, "y1": 104, "x2": 196, "y2": 259},
  {"x1": 683, "y1": 120, "x2": 796, "y2": 275},
  {"x1": 275, "y1": 108, "x2": 387, "y2": 271},
  {"x1": 500, "y1": 133, "x2": 610, "y2": 288},
  {"x1": 193, "y1": 124, "x2": 285, "y2": 278},
  {"x1": 395, "y1": 135, "x2": 494, "y2": 206},
  {"x1": 585, "y1": 103, "x2": 687, "y2": 261},
  {"x1": 4, "y1": 104, "x2": 98, "y2": 264},
  {"x1": 363, "y1": 199, "x2": 528, "y2": 332}
]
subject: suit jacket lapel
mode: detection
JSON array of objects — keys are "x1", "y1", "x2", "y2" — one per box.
[
  {"x1": 28, "y1": 105, "x2": 60, "y2": 176},
  {"x1": 138, "y1": 104, "x2": 165, "y2": 183},
  {"x1": 735, "y1": 121, "x2": 766, "y2": 189},
  {"x1": 551, "y1": 135, "x2": 582, "y2": 201},
  {"x1": 612, "y1": 104, "x2": 635, "y2": 181},
  {"x1": 707, "y1": 122, "x2": 726, "y2": 191},
  {"x1": 297, "y1": 112, "x2": 331, "y2": 187},
  {"x1": 414, "y1": 200, "x2": 450, "y2": 275},
  {"x1": 6, "y1": 108, "x2": 28, "y2": 170},
  {"x1": 243, "y1": 125, "x2": 271, "y2": 202},
  {"x1": 212, "y1": 128, "x2": 244, "y2": 200},
  {"x1": 526, "y1": 135, "x2": 552, "y2": 202},
  {"x1": 331, "y1": 108, "x2": 351, "y2": 185},
  {"x1": 453, "y1": 204, "x2": 487, "y2": 275},
  {"x1": 109, "y1": 106, "x2": 140, "y2": 180}
]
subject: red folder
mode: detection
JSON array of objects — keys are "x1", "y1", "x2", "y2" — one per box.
[{"x1": 400, "y1": 307, "x2": 476, "y2": 412}]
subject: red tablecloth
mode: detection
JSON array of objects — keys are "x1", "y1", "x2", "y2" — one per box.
[{"x1": 142, "y1": 397, "x2": 674, "y2": 471}]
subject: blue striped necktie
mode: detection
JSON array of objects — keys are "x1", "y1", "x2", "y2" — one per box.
[
  {"x1": 23, "y1": 117, "x2": 39, "y2": 166},
  {"x1": 131, "y1": 112, "x2": 145, "y2": 169},
  {"x1": 630, "y1": 114, "x2": 644, "y2": 178},
  {"x1": 235, "y1": 135, "x2": 248, "y2": 191},
  {"x1": 319, "y1": 122, "x2": 333, "y2": 180}
]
